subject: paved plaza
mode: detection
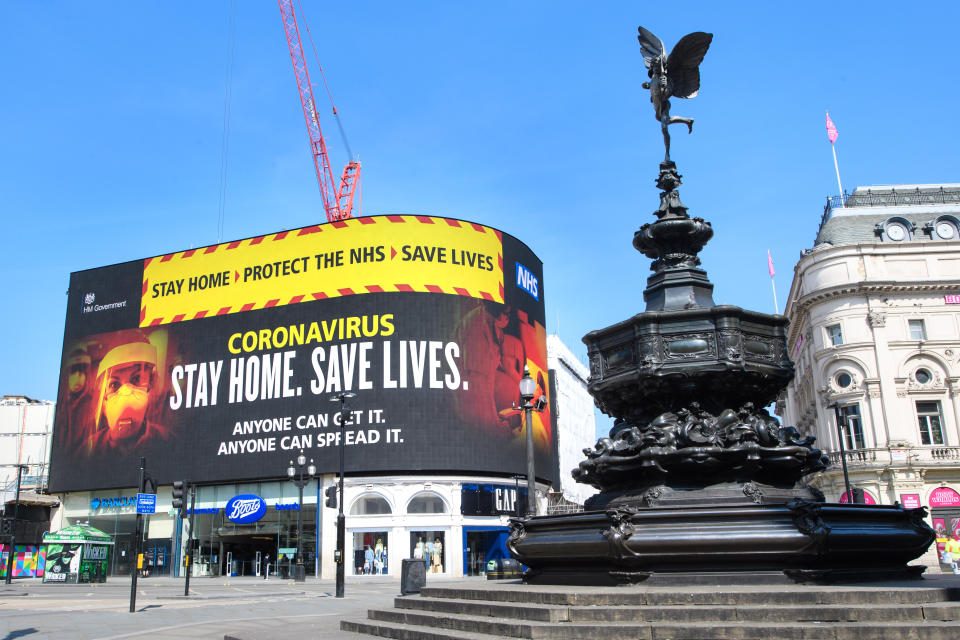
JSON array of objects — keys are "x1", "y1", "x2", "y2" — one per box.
[{"x1": 0, "y1": 574, "x2": 440, "y2": 640}]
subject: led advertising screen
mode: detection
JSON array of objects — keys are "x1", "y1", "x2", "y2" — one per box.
[{"x1": 49, "y1": 216, "x2": 551, "y2": 491}]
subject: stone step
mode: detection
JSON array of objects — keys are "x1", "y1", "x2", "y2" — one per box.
[
  {"x1": 340, "y1": 618, "x2": 497, "y2": 640},
  {"x1": 415, "y1": 595, "x2": 954, "y2": 623},
  {"x1": 397, "y1": 595, "x2": 960, "y2": 623},
  {"x1": 419, "y1": 585, "x2": 960, "y2": 607},
  {"x1": 395, "y1": 596, "x2": 568, "y2": 622},
  {"x1": 342, "y1": 611, "x2": 960, "y2": 640}
]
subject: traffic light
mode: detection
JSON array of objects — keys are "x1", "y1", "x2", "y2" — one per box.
[
  {"x1": 172, "y1": 480, "x2": 186, "y2": 517},
  {"x1": 1, "y1": 518, "x2": 12, "y2": 536},
  {"x1": 325, "y1": 485, "x2": 338, "y2": 509}
]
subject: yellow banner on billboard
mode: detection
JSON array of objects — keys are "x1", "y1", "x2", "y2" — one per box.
[{"x1": 140, "y1": 215, "x2": 504, "y2": 327}]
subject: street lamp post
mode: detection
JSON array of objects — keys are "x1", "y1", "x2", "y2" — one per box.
[
  {"x1": 3, "y1": 464, "x2": 27, "y2": 585},
  {"x1": 518, "y1": 366, "x2": 538, "y2": 517},
  {"x1": 286, "y1": 450, "x2": 316, "y2": 582},
  {"x1": 329, "y1": 391, "x2": 356, "y2": 598},
  {"x1": 831, "y1": 404, "x2": 854, "y2": 504}
]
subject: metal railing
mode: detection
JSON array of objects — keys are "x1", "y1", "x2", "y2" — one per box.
[
  {"x1": 823, "y1": 186, "x2": 960, "y2": 220},
  {"x1": 827, "y1": 446, "x2": 960, "y2": 467}
]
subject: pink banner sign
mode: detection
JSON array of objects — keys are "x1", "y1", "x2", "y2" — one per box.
[
  {"x1": 930, "y1": 487, "x2": 960, "y2": 508},
  {"x1": 901, "y1": 494, "x2": 921, "y2": 509},
  {"x1": 946, "y1": 294, "x2": 960, "y2": 305},
  {"x1": 839, "y1": 490, "x2": 876, "y2": 505}
]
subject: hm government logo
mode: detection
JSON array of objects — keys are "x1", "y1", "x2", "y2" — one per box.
[{"x1": 81, "y1": 291, "x2": 128, "y2": 315}]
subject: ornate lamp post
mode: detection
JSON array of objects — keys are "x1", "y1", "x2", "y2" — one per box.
[
  {"x1": 286, "y1": 450, "x2": 315, "y2": 582},
  {"x1": 329, "y1": 391, "x2": 356, "y2": 598},
  {"x1": 830, "y1": 404, "x2": 854, "y2": 503},
  {"x1": 518, "y1": 366, "x2": 538, "y2": 516}
]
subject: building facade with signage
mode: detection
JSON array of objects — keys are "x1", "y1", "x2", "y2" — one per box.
[
  {"x1": 47, "y1": 216, "x2": 562, "y2": 578},
  {"x1": 778, "y1": 184, "x2": 960, "y2": 568}
]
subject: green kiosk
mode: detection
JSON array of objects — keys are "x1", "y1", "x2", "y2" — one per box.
[{"x1": 42, "y1": 524, "x2": 113, "y2": 583}]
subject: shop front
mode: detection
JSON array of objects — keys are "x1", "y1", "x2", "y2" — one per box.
[
  {"x1": 177, "y1": 481, "x2": 319, "y2": 578},
  {"x1": 56, "y1": 480, "x2": 320, "y2": 578},
  {"x1": 930, "y1": 486, "x2": 960, "y2": 562}
]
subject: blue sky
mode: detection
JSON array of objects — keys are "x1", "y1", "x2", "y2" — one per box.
[{"x1": 2, "y1": 2, "x2": 957, "y2": 437}]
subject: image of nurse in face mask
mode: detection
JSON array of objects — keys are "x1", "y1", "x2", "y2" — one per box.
[{"x1": 86, "y1": 340, "x2": 170, "y2": 455}]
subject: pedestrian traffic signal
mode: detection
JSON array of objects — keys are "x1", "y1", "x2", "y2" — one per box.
[
  {"x1": 325, "y1": 485, "x2": 338, "y2": 509},
  {"x1": 172, "y1": 480, "x2": 186, "y2": 516}
]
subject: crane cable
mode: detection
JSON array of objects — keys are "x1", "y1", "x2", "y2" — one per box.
[
  {"x1": 216, "y1": 0, "x2": 239, "y2": 244},
  {"x1": 295, "y1": 0, "x2": 355, "y2": 162}
]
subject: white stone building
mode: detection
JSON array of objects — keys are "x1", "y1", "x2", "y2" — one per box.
[
  {"x1": 546, "y1": 334, "x2": 598, "y2": 509},
  {"x1": 779, "y1": 184, "x2": 960, "y2": 567},
  {"x1": 0, "y1": 395, "x2": 55, "y2": 501}
]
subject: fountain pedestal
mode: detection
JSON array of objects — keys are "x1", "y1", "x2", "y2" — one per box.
[{"x1": 507, "y1": 162, "x2": 934, "y2": 585}]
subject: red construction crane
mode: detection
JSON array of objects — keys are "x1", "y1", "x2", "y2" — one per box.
[{"x1": 278, "y1": 0, "x2": 360, "y2": 222}]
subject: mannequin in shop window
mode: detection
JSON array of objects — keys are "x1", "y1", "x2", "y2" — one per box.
[
  {"x1": 414, "y1": 536, "x2": 425, "y2": 560},
  {"x1": 363, "y1": 545, "x2": 373, "y2": 575},
  {"x1": 431, "y1": 537, "x2": 443, "y2": 573},
  {"x1": 375, "y1": 538, "x2": 386, "y2": 574}
]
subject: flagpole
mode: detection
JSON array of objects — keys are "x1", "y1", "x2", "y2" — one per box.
[
  {"x1": 826, "y1": 110, "x2": 845, "y2": 207},
  {"x1": 831, "y1": 143, "x2": 844, "y2": 207},
  {"x1": 767, "y1": 250, "x2": 779, "y2": 314}
]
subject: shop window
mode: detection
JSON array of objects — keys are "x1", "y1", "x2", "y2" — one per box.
[
  {"x1": 350, "y1": 495, "x2": 392, "y2": 515},
  {"x1": 407, "y1": 493, "x2": 447, "y2": 514},
  {"x1": 352, "y1": 531, "x2": 388, "y2": 575},
  {"x1": 826, "y1": 324, "x2": 843, "y2": 346},
  {"x1": 410, "y1": 530, "x2": 445, "y2": 573},
  {"x1": 908, "y1": 319, "x2": 926, "y2": 341},
  {"x1": 838, "y1": 404, "x2": 865, "y2": 449},
  {"x1": 917, "y1": 401, "x2": 945, "y2": 445}
]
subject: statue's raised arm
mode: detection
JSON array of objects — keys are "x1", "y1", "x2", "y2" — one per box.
[{"x1": 638, "y1": 26, "x2": 713, "y2": 163}]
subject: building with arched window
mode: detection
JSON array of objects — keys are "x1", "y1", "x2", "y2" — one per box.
[{"x1": 779, "y1": 183, "x2": 960, "y2": 568}]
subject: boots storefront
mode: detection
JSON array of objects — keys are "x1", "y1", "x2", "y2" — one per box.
[{"x1": 53, "y1": 474, "x2": 534, "y2": 579}]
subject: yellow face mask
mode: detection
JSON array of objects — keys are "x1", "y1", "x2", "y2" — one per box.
[{"x1": 102, "y1": 362, "x2": 154, "y2": 443}]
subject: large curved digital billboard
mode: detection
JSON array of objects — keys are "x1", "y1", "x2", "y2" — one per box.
[{"x1": 49, "y1": 216, "x2": 551, "y2": 491}]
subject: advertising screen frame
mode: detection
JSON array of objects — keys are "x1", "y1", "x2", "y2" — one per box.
[{"x1": 50, "y1": 215, "x2": 553, "y2": 492}]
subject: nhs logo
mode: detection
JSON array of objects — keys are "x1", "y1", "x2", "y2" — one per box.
[{"x1": 515, "y1": 262, "x2": 539, "y2": 300}]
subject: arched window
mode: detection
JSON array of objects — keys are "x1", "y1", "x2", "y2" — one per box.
[
  {"x1": 350, "y1": 494, "x2": 392, "y2": 515},
  {"x1": 407, "y1": 493, "x2": 447, "y2": 514}
]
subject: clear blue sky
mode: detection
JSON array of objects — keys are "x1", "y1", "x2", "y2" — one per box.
[{"x1": 2, "y1": 2, "x2": 958, "y2": 437}]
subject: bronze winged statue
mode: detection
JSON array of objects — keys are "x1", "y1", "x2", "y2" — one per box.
[{"x1": 637, "y1": 26, "x2": 713, "y2": 163}]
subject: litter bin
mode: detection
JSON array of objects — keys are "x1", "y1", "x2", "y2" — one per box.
[
  {"x1": 400, "y1": 558, "x2": 428, "y2": 594},
  {"x1": 486, "y1": 557, "x2": 522, "y2": 580}
]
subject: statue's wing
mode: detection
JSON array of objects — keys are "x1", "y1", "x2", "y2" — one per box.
[
  {"x1": 666, "y1": 32, "x2": 713, "y2": 98},
  {"x1": 636, "y1": 26, "x2": 664, "y2": 70}
]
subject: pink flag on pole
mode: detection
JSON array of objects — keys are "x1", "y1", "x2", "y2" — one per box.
[
  {"x1": 767, "y1": 250, "x2": 775, "y2": 277},
  {"x1": 825, "y1": 112, "x2": 839, "y2": 144}
]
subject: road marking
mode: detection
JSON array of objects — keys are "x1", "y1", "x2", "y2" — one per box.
[{"x1": 94, "y1": 612, "x2": 342, "y2": 639}]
